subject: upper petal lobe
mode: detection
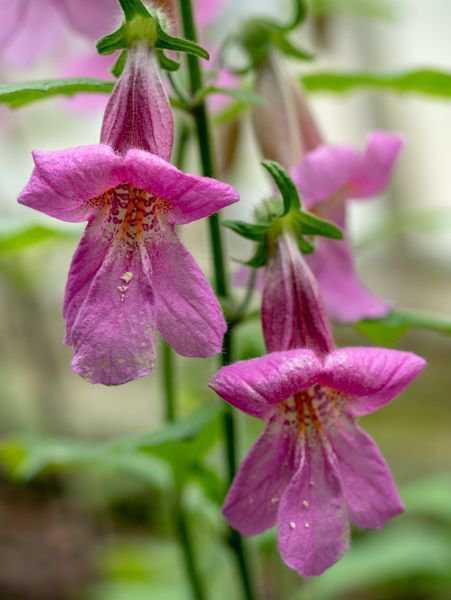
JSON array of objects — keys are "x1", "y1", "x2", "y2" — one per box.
[
  {"x1": 18, "y1": 145, "x2": 122, "y2": 222},
  {"x1": 124, "y1": 150, "x2": 239, "y2": 224},
  {"x1": 209, "y1": 350, "x2": 321, "y2": 419},
  {"x1": 321, "y1": 347, "x2": 426, "y2": 415}
]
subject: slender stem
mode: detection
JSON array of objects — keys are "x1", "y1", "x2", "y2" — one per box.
[
  {"x1": 177, "y1": 3, "x2": 256, "y2": 599},
  {"x1": 161, "y1": 340, "x2": 206, "y2": 600}
]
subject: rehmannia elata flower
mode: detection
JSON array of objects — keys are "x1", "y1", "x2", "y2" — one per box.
[
  {"x1": 18, "y1": 146, "x2": 238, "y2": 385},
  {"x1": 210, "y1": 346, "x2": 425, "y2": 576}
]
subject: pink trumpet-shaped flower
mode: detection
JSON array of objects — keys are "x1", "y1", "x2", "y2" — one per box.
[
  {"x1": 291, "y1": 131, "x2": 403, "y2": 322},
  {"x1": 19, "y1": 146, "x2": 238, "y2": 385},
  {"x1": 210, "y1": 346, "x2": 425, "y2": 576},
  {"x1": 0, "y1": 0, "x2": 119, "y2": 66}
]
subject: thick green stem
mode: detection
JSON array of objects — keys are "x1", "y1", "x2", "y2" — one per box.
[
  {"x1": 177, "y1": 3, "x2": 257, "y2": 599},
  {"x1": 161, "y1": 340, "x2": 206, "y2": 600}
]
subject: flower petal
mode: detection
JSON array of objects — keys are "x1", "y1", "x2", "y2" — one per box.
[
  {"x1": 329, "y1": 416, "x2": 404, "y2": 528},
  {"x1": 149, "y1": 234, "x2": 226, "y2": 357},
  {"x1": 124, "y1": 150, "x2": 239, "y2": 224},
  {"x1": 63, "y1": 215, "x2": 110, "y2": 345},
  {"x1": 278, "y1": 433, "x2": 349, "y2": 577},
  {"x1": 18, "y1": 145, "x2": 122, "y2": 222},
  {"x1": 209, "y1": 350, "x2": 322, "y2": 419},
  {"x1": 348, "y1": 131, "x2": 403, "y2": 199},
  {"x1": 70, "y1": 244, "x2": 156, "y2": 385},
  {"x1": 223, "y1": 417, "x2": 299, "y2": 535},
  {"x1": 291, "y1": 145, "x2": 359, "y2": 210},
  {"x1": 262, "y1": 233, "x2": 334, "y2": 353},
  {"x1": 321, "y1": 347, "x2": 426, "y2": 415},
  {"x1": 101, "y1": 46, "x2": 174, "y2": 161},
  {"x1": 58, "y1": 0, "x2": 120, "y2": 39},
  {"x1": 307, "y1": 236, "x2": 390, "y2": 322}
]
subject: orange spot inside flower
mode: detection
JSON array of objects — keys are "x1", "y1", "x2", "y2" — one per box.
[{"x1": 282, "y1": 385, "x2": 345, "y2": 437}]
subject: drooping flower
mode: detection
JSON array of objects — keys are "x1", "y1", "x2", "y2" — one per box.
[
  {"x1": 0, "y1": 0, "x2": 119, "y2": 66},
  {"x1": 100, "y1": 42, "x2": 174, "y2": 160},
  {"x1": 210, "y1": 345, "x2": 425, "y2": 576},
  {"x1": 291, "y1": 131, "x2": 403, "y2": 323},
  {"x1": 18, "y1": 146, "x2": 238, "y2": 385}
]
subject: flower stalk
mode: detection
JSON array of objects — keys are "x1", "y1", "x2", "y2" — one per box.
[{"x1": 177, "y1": 2, "x2": 256, "y2": 599}]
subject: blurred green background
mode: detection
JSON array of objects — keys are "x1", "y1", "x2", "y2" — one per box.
[{"x1": 1, "y1": 0, "x2": 451, "y2": 598}]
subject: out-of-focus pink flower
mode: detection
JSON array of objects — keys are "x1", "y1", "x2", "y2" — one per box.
[
  {"x1": 0, "y1": 0, "x2": 119, "y2": 66},
  {"x1": 290, "y1": 131, "x2": 403, "y2": 322},
  {"x1": 18, "y1": 145, "x2": 238, "y2": 384},
  {"x1": 210, "y1": 345, "x2": 425, "y2": 576},
  {"x1": 100, "y1": 43, "x2": 174, "y2": 160}
]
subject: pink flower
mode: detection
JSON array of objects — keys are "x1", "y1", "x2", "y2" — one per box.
[
  {"x1": 262, "y1": 232, "x2": 333, "y2": 355},
  {"x1": 18, "y1": 145, "x2": 238, "y2": 384},
  {"x1": 291, "y1": 131, "x2": 403, "y2": 322},
  {"x1": 0, "y1": 0, "x2": 119, "y2": 66},
  {"x1": 100, "y1": 43, "x2": 174, "y2": 160},
  {"x1": 210, "y1": 345, "x2": 425, "y2": 576}
]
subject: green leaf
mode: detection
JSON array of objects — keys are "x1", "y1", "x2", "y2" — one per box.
[
  {"x1": 311, "y1": 0, "x2": 394, "y2": 20},
  {"x1": 0, "y1": 78, "x2": 114, "y2": 108},
  {"x1": 222, "y1": 220, "x2": 270, "y2": 241},
  {"x1": 293, "y1": 211, "x2": 343, "y2": 240},
  {"x1": 356, "y1": 309, "x2": 451, "y2": 346},
  {"x1": 0, "y1": 224, "x2": 77, "y2": 254},
  {"x1": 302, "y1": 68, "x2": 451, "y2": 99},
  {"x1": 261, "y1": 160, "x2": 301, "y2": 214}
]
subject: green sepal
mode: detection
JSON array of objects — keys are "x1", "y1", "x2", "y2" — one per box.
[
  {"x1": 111, "y1": 50, "x2": 128, "y2": 77},
  {"x1": 157, "y1": 49, "x2": 180, "y2": 72},
  {"x1": 244, "y1": 241, "x2": 269, "y2": 268},
  {"x1": 97, "y1": 25, "x2": 128, "y2": 55},
  {"x1": 261, "y1": 160, "x2": 301, "y2": 215},
  {"x1": 279, "y1": 0, "x2": 309, "y2": 32},
  {"x1": 297, "y1": 236, "x2": 315, "y2": 254},
  {"x1": 293, "y1": 211, "x2": 343, "y2": 240},
  {"x1": 156, "y1": 22, "x2": 209, "y2": 60},
  {"x1": 273, "y1": 33, "x2": 314, "y2": 61},
  {"x1": 222, "y1": 220, "x2": 271, "y2": 241},
  {"x1": 117, "y1": 0, "x2": 150, "y2": 20}
]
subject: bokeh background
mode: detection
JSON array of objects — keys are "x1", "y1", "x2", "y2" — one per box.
[{"x1": 1, "y1": 0, "x2": 451, "y2": 598}]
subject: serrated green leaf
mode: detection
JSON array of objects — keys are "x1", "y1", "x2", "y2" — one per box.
[
  {"x1": 261, "y1": 160, "x2": 301, "y2": 214},
  {"x1": 0, "y1": 78, "x2": 114, "y2": 108},
  {"x1": 302, "y1": 68, "x2": 451, "y2": 99},
  {"x1": 222, "y1": 220, "x2": 270, "y2": 241},
  {"x1": 0, "y1": 224, "x2": 77, "y2": 253},
  {"x1": 294, "y1": 211, "x2": 343, "y2": 239}
]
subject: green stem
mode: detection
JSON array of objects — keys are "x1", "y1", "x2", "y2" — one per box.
[
  {"x1": 161, "y1": 340, "x2": 206, "y2": 600},
  {"x1": 177, "y1": 3, "x2": 256, "y2": 599}
]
